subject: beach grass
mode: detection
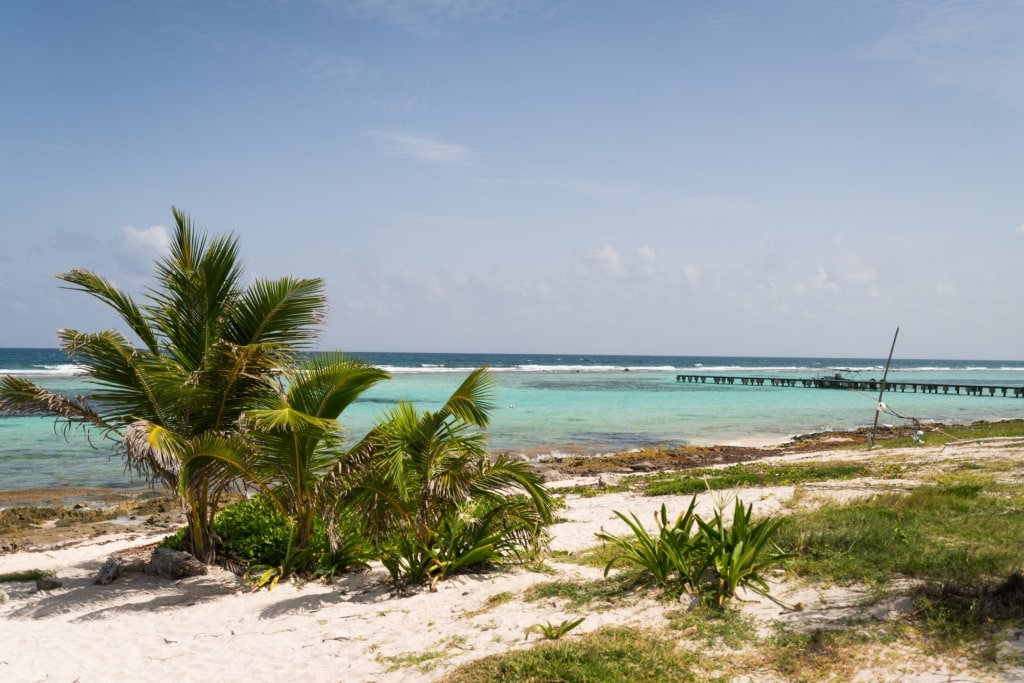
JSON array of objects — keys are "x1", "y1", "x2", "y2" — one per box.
[
  {"x1": 446, "y1": 443, "x2": 1024, "y2": 681},
  {"x1": 445, "y1": 626, "x2": 712, "y2": 683},
  {"x1": 642, "y1": 462, "x2": 870, "y2": 497},
  {"x1": 0, "y1": 568, "x2": 53, "y2": 583},
  {"x1": 777, "y1": 474, "x2": 1024, "y2": 588}
]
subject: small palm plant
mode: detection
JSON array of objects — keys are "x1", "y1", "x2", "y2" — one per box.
[
  {"x1": 330, "y1": 367, "x2": 554, "y2": 588},
  {"x1": 230, "y1": 353, "x2": 390, "y2": 577}
]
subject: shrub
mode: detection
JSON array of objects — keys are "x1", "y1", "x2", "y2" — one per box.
[
  {"x1": 167, "y1": 494, "x2": 373, "y2": 581},
  {"x1": 597, "y1": 494, "x2": 789, "y2": 607},
  {"x1": 215, "y1": 494, "x2": 291, "y2": 567}
]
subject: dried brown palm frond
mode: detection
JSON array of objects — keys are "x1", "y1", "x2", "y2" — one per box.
[
  {"x1": 120, "y1": 420, "x2": 183, "y2": 491},
  {"x1": 0, "y1": 375, "x2": 112, "y2": 431}
]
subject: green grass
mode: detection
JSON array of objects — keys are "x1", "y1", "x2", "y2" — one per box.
[
  {"x1": 445, "y1": 626, "x2": 716, "y2": 683},
  {"x1": 0, "y1": 569, "x2": 53, "y2": 583},
  {"x1": 877, "y1": 419, "x2": 1024, "y2": 449},
  {"x1": 777, "y1": 478, "x2": 1024, "y2": 587},
  {"x1": 643, "y1": 462, "x2": 869, "y2": 497},
  {"x1": 446, "y1": 451, "x2": 1024, "y2": 681},
  {"x1": 523, "y1": 572, "x2": 647, "y2": 609},
  {"x1": 664, "y1": 604, "x2": 759, "y2": 650}
]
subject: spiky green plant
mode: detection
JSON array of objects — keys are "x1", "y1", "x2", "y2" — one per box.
[
  {"x1": 596, "y1": 498, "x2": 707, "y2": 590},
  {"x1": 524, "y1": 617, "x2": 586, "y2": 640}
]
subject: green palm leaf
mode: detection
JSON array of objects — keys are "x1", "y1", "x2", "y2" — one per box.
[
  {"x1": 57, "y1": 269, "x2": 159, "y2": 353},
  {"x1": 227, "y1": 277, "x2": 326, "y2": 348}
]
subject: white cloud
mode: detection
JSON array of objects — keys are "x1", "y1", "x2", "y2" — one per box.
[
  {"x1": 122, "y1": 225, "x2": 170, "y2": 255},
  {"x1": 1015, "y1": 224, "x2": 1024, "y2": 235},
  {"x1": 574, "y1": 245, "x2": 659, "y2": 280},
  {"x1": 370, "y1": 130, "x2": 475, "y2": 164},
  {"x1": 811, "y1": 266, "x2": 838, "y2": 291},
  {"x1": 636, "y1": 245, "x2": 656, "y2": 275},
  {"x1": 680, "y1": 265, "x2": 700, "y2": 290},
  {"x1": 574, "y1": 246, "x2": 626, "y2": 280}
]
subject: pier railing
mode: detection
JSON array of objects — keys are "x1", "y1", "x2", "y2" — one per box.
[{"x1": 674, "y1": 374, "x2": 1024, "y2": 398}]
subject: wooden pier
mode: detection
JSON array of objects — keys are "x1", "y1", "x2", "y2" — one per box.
[{"x1": 675, "y1": 374, "x2": 1024, "y2": 398}]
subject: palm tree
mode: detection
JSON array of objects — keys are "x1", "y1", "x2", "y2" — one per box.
[
  {"x1": 190, "y1": 352, "x2": 390, "y2": 574},
  {"x1": 331, "y1": 367, "x2": 554, "y2": 587},
  {"x1": 0, "y1": 208, "x2": 326, "y2": 562}
]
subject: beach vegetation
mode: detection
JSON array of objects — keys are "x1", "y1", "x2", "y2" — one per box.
[
  {"x1": 643, "y1": 462, "x2": 868, "y2": 497},
  {"x1": 450, "y1": 458, "x2": 1024, "y2": 681},
  {"x1": 0, "y1": 569, "x2": 54, "y2": 583},
  {"x1": 523, "y1": 616, "x2": 585, "y2": 640},
  {"x1": 0, "y1": 208, "x2": 327, "y2": 563},
  {"x1": 523, "y1": 572, "x2": 645, "y2": 609},
  {"x1": 445, "y1": 626, "x2": 706, "y2": 682},
  {"x1": 695, "y1": 496, "x2": 792, "y2": 607},
  {"x1": 596, "y1": 494, "x2": 789, "y2": 607},
  {"x1": 878, "y1": 419, "x2": 1024, "y2": 449},
  {"x1": 485, "y1": 590, "x2": 515, "y2": 608},
  {"x1": 777, "y1": 478, "x2": 1024, "y2": 588},
  {"x1": 597, "y1": 499, "x2": 705, "y2": 590},
  {"x1": 326, "y1": 367, "x2": 554, "y2": 588},
  {"x1": 0, "y1": 209, "x2": 556, "y2": 586},
  {"x1": 664, "y1": 603, "x2": 758, "y2": 650},
  {"x1": 160, "y1": 492, "x2": 373, "y2": 580},
  {"x1": 228, "y1": 352, "x2": 388, "y2": 576}
]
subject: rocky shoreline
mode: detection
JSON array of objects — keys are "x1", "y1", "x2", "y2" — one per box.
[{"x1": 0, "y1": 425, "x2": 917, "y2": 553}]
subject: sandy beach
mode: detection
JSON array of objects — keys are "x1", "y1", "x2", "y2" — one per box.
[{"x1": 2, "y1": 440, "x2": 1022, "y2": 683}]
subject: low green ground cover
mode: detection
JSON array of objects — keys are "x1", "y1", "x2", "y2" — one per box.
[
  {"x1": 643, "y1": 462, "x2": 869, "y2": 497},
  {"x1": 445, "y1": 447, "x2": 1024, "y2": 681}
]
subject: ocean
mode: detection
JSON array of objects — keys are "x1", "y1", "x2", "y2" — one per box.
[{"x1": 1, "y1": 348, "x2": 1023, "y2": 491}]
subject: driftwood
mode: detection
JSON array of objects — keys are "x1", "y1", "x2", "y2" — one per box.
[{"x1": 145, "y1": 548, "x2": 208, "y2": 580}]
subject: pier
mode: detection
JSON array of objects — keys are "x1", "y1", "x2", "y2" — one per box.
[{"x1": 675, "y1": 374, "x2": 1024, "y2": 398}]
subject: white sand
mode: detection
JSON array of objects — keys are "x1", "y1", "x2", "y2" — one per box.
[{"x1": 0, "y1": 443, "x2": 1017, "y2": 682}]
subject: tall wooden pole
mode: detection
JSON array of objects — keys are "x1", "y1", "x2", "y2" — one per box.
[{"x1": 871, "y1": 326, "x2": 900, "y2": 448}]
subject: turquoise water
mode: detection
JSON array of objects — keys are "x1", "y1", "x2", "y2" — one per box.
[{"x1": 2, "y1": 349, "x2": 1022, "y2": 490}]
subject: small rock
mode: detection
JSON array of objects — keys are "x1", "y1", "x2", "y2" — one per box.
[
  {"x1": 0, "y1": 590, "x2": 8, "y2": 604},
  {"x1": 36, "y1": 577, "x2": 63, "y2": 591},
  {"x1": 146, "y1": 548, "x2": 208, "y2": 579},
  {"x1": 123, "y1": 558, "x2": 147, "y2": 573},
  {"x1": 95, "y1": 556, "x2": 123, "y2": 585},
  {"x1": 598, "y1": 473, "x2": 624, "y2": 488}
]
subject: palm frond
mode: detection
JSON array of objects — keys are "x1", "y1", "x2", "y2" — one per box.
[
  {"x1": 0, "y1": 375, "x2": 110, "y2": 428},
  {"x1": 227, "y1": 276, "x2": 327, "y2": 348},
  {"x1": 191, "y1": 341, "x2": 285, "y2": 432},
  {"x1": 147, "y1": 209, "x2": 244, "y2": 370},
  {"x1": 177, "y1": 432, "x2": 260, "y2": 498},
  {"x1": 121, "y1": 420, "x2": 185, "y2": 489},
  {"x1": 58, "y1": 328, "x2": 179, "y2": 428},
  {"x1": 245, "y1": 405, "x2": 339, "y2": 434},
  {"x1": 57, "y1": 269, "x2": 160, "y2": 353},
  {"x1": 470, "y1": 454, "x2": 555, "y2": 525},
  {"x1": 284, "y1": 352, "x2": 390, "y2": 419},
  {"x1": 437, "y1": 367, "x2": 496, "y2": 428}
]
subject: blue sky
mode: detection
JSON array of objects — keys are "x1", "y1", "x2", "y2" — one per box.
[{"x1": 2, "y1": 0, "x2": 1022, "y2": 359}]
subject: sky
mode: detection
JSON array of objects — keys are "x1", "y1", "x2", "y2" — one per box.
[{"x1": 2, "y1": 0, "x2": 1023, "y2": 359}]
